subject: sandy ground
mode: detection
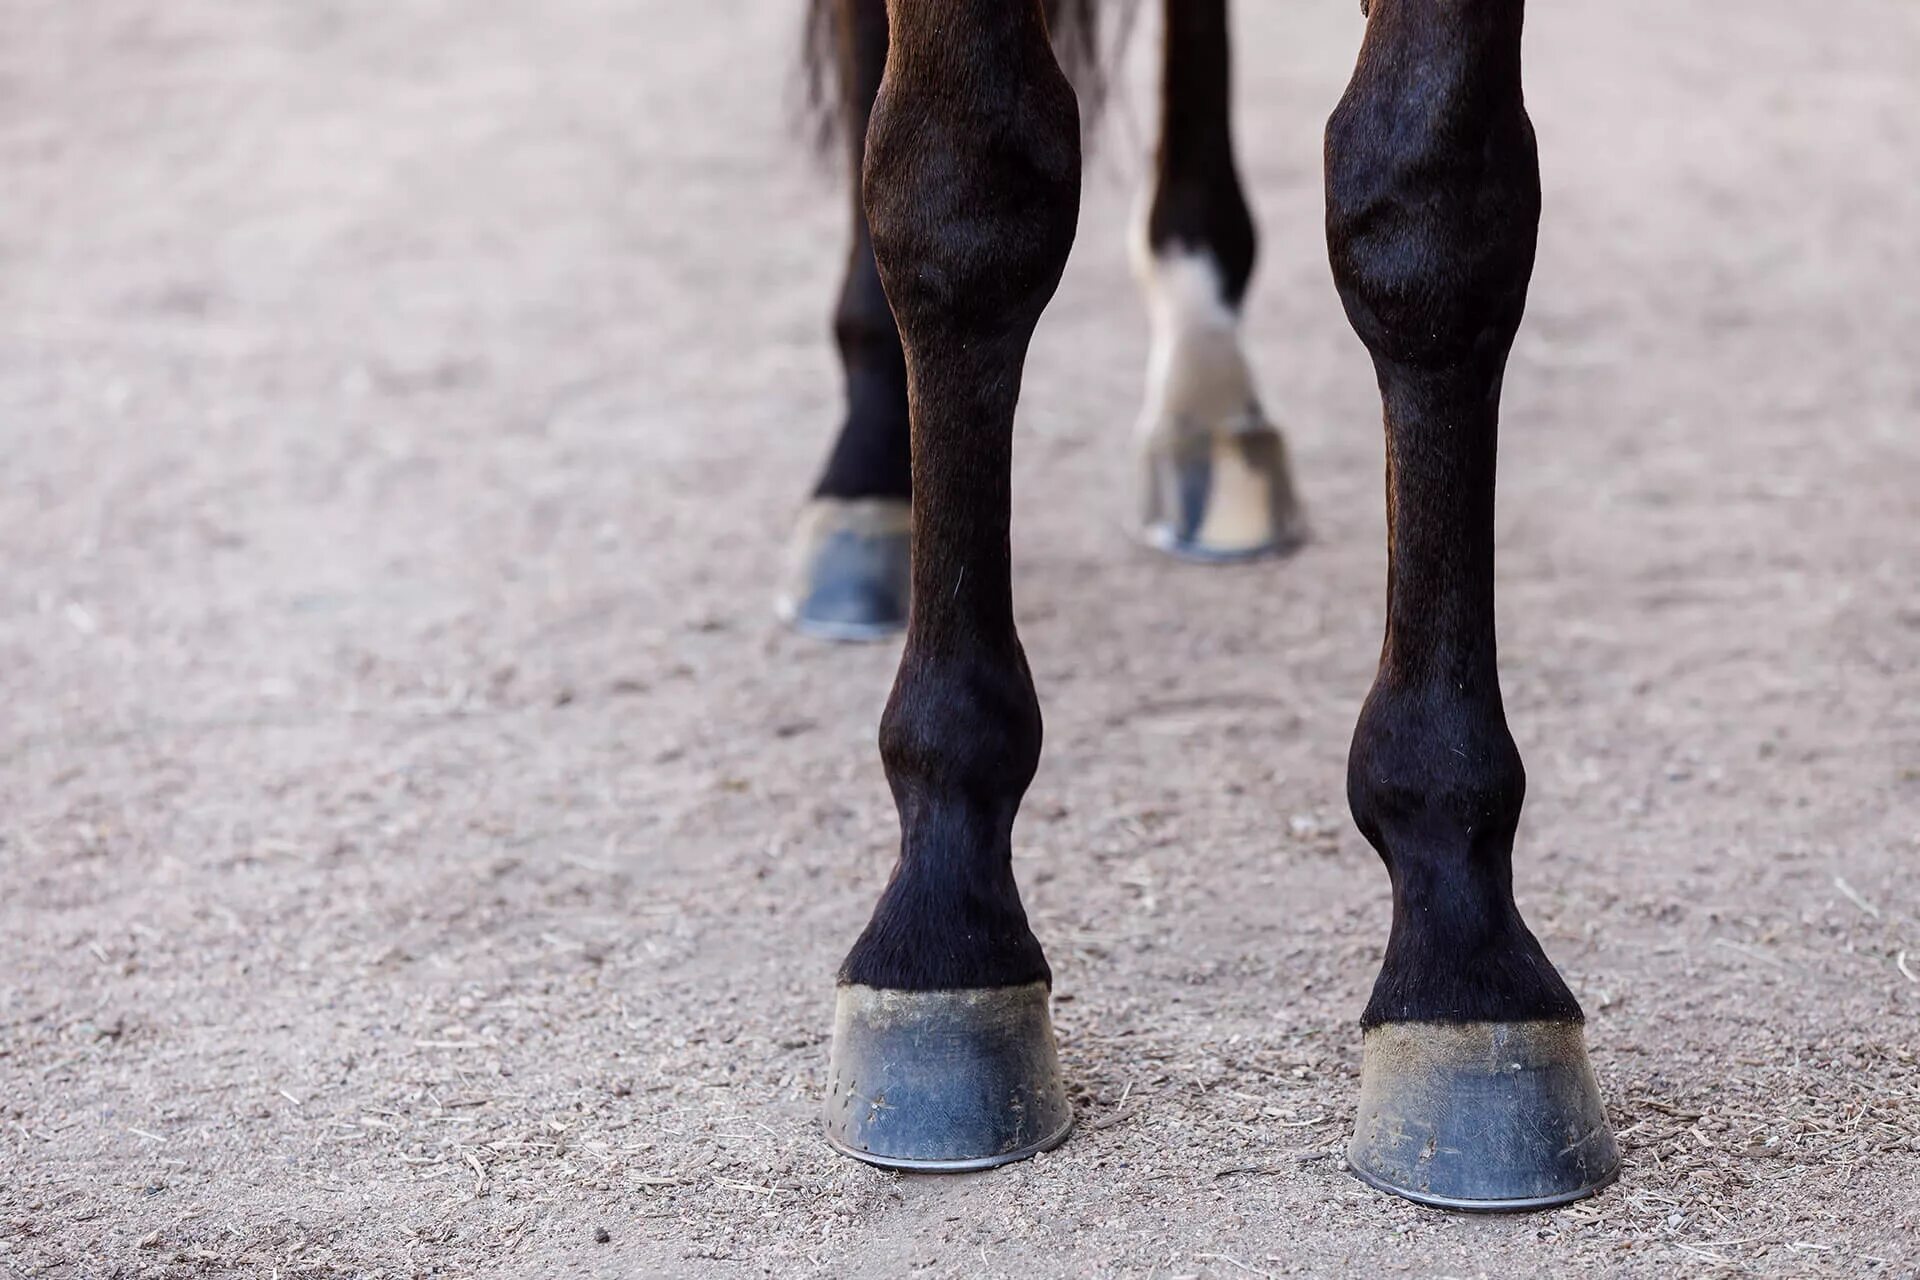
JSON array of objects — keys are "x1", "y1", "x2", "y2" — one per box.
[{"x1": 3, "y1": 0, "x2": 1919, "y2": 1275}]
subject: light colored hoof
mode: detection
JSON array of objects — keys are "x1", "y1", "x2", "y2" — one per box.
[
  {"x1": 824, "y1": 982, "x2": 1073, "y2": 1172},
  {"x1": 1139, "y1": 415, "x2": 1306, "y2": 562},
  {"x1": 1128, "y1": 243, "x2": 1305, "y2": 563},
  {"x1": 1348, "y1": 1020, "x2": 1620, "y2": 1212},
  {"x1": 777, "y1": 498, "x2": 910, "y2": 642}
]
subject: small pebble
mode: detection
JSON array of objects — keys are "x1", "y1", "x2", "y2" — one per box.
[{"x1": 594, "y1": 1227, "x2": 611, "y2": 1245}]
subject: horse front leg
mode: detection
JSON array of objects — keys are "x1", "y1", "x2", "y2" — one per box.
[
  {"x1": 822, "y1": 0, "x2": 1081, "y2": 1170},
  {"x1": 1325, "y1": 0, "x2": 1619, "y2": 1209},
  {"x1": 1133, "y1": 0, "x2": 1305, "y2": 562}
]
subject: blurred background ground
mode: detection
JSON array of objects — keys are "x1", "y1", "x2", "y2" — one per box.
[{"x1": 3, "y1": 0, "x2": 1918, "y2": 1275}]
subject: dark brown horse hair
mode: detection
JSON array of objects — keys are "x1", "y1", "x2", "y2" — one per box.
[{"x1": 798, "y1": 0, "x2": 1134, "y2": 161}]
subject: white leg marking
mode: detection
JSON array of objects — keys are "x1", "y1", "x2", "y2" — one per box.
[
  {"x1": 1131, "y1": 236, "x2": 1262, "y2": 445},
  {"x1": 1129, "y1": 214, "x2": 1301, "y2": 557}
]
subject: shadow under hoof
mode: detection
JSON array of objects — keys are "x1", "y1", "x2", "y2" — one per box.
[
  {"x1": 778, "y1": 498, "x2": 911, "y2": 642},
  {"x1": 824, "y1": 982, "x2": 1072, "y2": 1172},
  {"x1": 1347, "y1": 1020, "x2": 1620, "y2": 1212},
  {"x1": 1138, "y1": 422, "x2": 1307, "y2": 564}
]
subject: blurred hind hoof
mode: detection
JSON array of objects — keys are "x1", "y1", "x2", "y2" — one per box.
[
  {"x1": 778, "y1": 498, "x2": 910, "y2": 642},
  {"x1": 824, "y1": 982, "x2": 1073, "y2": 1172},
  {"x1": 1139, "y1": 417, "x2": 1306, "y2": 563},
  {"x1": 1348, "y1": 1020, "x2": 1620, "y2": 1212}
]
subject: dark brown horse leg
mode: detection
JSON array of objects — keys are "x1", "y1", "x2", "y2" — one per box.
[
  {"x1": 781, "y1": 0, "x2": 913, "y2": 641},
  {"x1": 1326, "y1": 0, "x2": 1618, "y2": 1208},
  {"x1": 822, "y1": 0, "x2": 1080, "y2": 1171},
  {"x1": 1134, "y1": 0, "x2": 1304, "y2": 561}
]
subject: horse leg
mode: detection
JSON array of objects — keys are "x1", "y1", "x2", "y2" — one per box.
[
  {"x1": 781, "y1": 0, "x2": 912, "y2": 641},
  {"x1": 1325, "y1": 0, "x2": 1619, "y2": 1208},
  {"x1": 1133, "y1": 0, "x2": 1305, "y2": 561},
  {"x1": 823, "y1": 0, "x2": 1080, "y2": 1170}
]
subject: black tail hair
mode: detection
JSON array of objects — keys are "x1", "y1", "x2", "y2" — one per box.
[{"x1": 800, "y1": 0, "x2": 1131, "y2": 161}]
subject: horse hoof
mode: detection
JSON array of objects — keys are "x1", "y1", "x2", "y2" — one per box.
[
  {"x1": 824, "y1": 982, "x2": 1073, "y2": 1172},
  {"x1": 1138, "y1": 418, "x2": 1306, "y2": 563},
  {"x1": 778, "y1": 498, "x2": 910, "y2": 641},
  {"x1": 1347, "y1": 1020, "x2": 1620, "y2": 1212}
]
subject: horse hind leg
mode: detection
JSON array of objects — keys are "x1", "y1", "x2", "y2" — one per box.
[
  {"x1": 781, "y1": 0, "x2": 912, "y2": 641},
  {"x1": 1133, "y1": 0, "x2": 1305, "y2": 562}
]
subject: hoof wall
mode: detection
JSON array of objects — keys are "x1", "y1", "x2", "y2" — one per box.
[
  {"x1": 1139, "y1": 421, "x2": 1305, "y2": 563},
  {"x1": 1348, "y1": 1021, "x2": 1619, "y2": 1212},
  {"x1": 778, "y1": 499, "x2": 910, "y2": 641},
  {"x1": 824, "y1": 983, "x2": 1072, "y2": 1172}
]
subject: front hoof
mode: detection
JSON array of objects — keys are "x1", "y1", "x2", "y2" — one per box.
[
  {"x1": 1139, "y1": 418, "x2": 1306, "y2": 563},
  {"x1": 778, "y1": 498, "x2": 911, "y2": 642},
  {"x1": 824, "y1": 982, "x2": 1073, "y2": 1172},
  {"x1": 1348, "y1": 1021, "x2": 1619, "y2": 1212}
]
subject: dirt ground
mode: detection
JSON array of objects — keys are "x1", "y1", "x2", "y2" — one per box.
[{"x1": 4, "y1": 0, "x2": 1918, "y2": 1275}]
